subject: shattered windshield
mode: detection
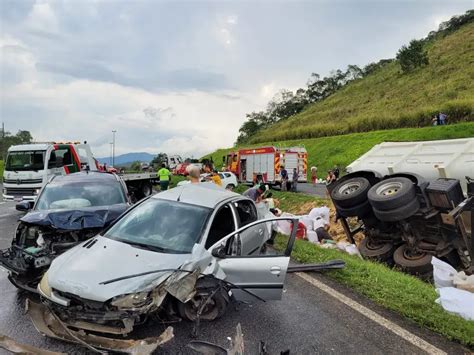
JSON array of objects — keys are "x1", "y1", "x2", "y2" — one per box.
[
  {"x1": 5, "y1": 150, "x2": 45, "y2": 171},
  {"x1": 104, "y1": 199, "x2": 211, "y2": 254},
  {"x1": 35, "y1": 181, "x2": 126, "y2": 211}
]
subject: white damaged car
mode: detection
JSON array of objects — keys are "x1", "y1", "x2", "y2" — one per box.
[{"x1": 32, "y1": 183, "x2": 298, "y2": 349}]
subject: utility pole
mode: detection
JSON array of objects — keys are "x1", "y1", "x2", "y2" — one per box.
[
  {"x1": 112, "y1": 130, "x2": 117, "y2": 167},
  {"x1": 109, "y1": 142, "x2": 113, "y2": 166}
]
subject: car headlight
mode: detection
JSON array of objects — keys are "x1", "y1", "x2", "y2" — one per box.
[
  {"x1": 38, "y1": 271, "x2": 52, "y2": 298},
  {"x1": 111, "y1": 291, "x2": 151, "y2": 309}
]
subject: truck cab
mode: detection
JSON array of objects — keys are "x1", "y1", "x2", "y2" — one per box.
[{"x1": 3, "y1": 142, "x2": 97, "y2": 201}]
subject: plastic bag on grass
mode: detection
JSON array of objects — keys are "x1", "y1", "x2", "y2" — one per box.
[
  {"x1": 432, "y1": 257, "x2": 457, "y2": 288},
  {"x1": 435, "y1": 287, "x2": 474, "y2": 321}
]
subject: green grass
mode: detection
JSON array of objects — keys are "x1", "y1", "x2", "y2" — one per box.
[
  {"x1": 0, "y1": 160, "x2": 3, "y2": 179},
  {"x1": 274, "y1": 235, "x2": 474, "y2": 347},
  {"x1": 250, "y1": 22, "x2": 474, "y2": 143},
  {"x1": 207, "y1": 122, "x2": 474, "y2": 178}
]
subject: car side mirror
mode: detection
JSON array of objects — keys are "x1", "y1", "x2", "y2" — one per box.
[
  {"x1": 211, "y1": 244, "x2": 226, "y2": 258},
  {"x1": 16, "y1": 201, "x2": 32, "y2": 212}
]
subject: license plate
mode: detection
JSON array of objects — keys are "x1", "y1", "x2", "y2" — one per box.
[{"x1": 14, "y1": 197, "x2": 22, "y2": 202}]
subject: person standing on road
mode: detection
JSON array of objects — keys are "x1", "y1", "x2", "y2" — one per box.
[
  {"x1": 311, "y1": 166, "x2": 318, "y2": 186},
  {"x1": 280, "y1": 166, "x2": 288, "y2": 191},
  {"x1": 291, "y1": 168, "x2": 298, "y2": 192},
  {"x1": 158, "y1": 163, "x2": 171, "y2": 191}
]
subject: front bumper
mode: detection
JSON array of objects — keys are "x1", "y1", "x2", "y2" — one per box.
[
  {"x1": 26, "y1": 299, "x2": 174, "y2": 354},
  {"x1": 2, "y1": 194, "x2": 37, "y2": 202}
]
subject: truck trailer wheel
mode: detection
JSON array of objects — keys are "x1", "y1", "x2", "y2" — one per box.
[
  {"x1": 331, "y1": 177, "x2": 371, "y2": 208},
  {"x1": 393, "y1": 244, "x2": 432, "y2": 276},
  {"x1": 358, "y1": 238, "x2": 395, "y2": 262},
  {"x1": 372, "y1": 198, "x2": 419, "y2": 222},
  {"x1": 368, "y1": 177, "x2": 416, "y2": 211},
  {"x1": 141, "y1": 182, "x2": 153, "y2": 197}
]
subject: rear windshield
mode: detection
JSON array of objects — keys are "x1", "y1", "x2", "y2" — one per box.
[
  {"x1": 104, "y1": 199, "x2": 211, "y2": 254},
  {"x1": 6, "y1": 151, "x2": 45, "y2": 171},
  {"x1": 35, "y1": 181, "x2": 126, "y2": 210}
]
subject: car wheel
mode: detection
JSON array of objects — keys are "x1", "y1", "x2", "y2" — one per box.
[
  {"x1": 368, "y1": 177, "x2": 416, "y2": 211},
  {"x1": 141, "y1": 182, "x2": 153, "y2": 197},
  {"x1": 393, "y1": 244, "x2": 432, "y2": 275},
  {"x1": 178, "y1": 286, "x2": 229, "y2": 322},
  {"x1": 372, "y1": 198, "x2": 420, "y2": 222},
  {"x1": 225, "y1": 184, "x2": 235, "y2": 191},
  {"x1": 336, "y1": 200, "x2": 372, "y2": 218},
  {"x1": 358, "y1": 238, "x2": 395, "y2": 262},
  {"x1": 331, "y1": 177, "x2": 371, "y2": 208}
]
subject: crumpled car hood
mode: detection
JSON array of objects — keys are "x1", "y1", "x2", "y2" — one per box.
[
  {"x1": 48, "y1": 237, "x2": 195, "y2": 302},
  {"x1": 20, "y1": 204, "x2": 128, "y2": 230}
]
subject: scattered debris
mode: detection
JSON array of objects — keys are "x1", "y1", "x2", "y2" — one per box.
[
  {"x1": 0, "y1": 334, "x2": 65, "y2": 355},
  {"x1": 26, "y1": 299, "x2": 174, "y2": 354}
]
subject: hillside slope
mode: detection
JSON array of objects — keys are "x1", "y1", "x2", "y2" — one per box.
[
  {"x1": 250, "y1": 22, "x2": 474, "y2": 143},
  {"x1": 207, "y1": 122, "x2": 474, "y2": 177}
]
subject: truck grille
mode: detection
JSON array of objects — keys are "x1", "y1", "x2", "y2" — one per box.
[
  {"x1": 5, "y1": 187, "x2": 37, "y2": 196},
  {"x1": 3, "y1": 178, "x2": 43, "y2": 184}
]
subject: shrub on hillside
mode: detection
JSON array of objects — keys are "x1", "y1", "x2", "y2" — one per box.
[{"x1": 396, "y1": 39, "x2": 429, "y2": 73}]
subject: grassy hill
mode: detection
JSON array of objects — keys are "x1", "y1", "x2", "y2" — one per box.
[
  {"x1": 207, "y1": 122, "x2": 474, "y2": 177},
  {"x1": 0, "y1": 160, "x2": 3, "y2": 179},
  {"x1": 250, "y1": 22, "x2": 474, "y2": 143}
]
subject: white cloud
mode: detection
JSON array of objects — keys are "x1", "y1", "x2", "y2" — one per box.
[{"x1": 25, "y1": 1, "x2": 59, "y2": 33}]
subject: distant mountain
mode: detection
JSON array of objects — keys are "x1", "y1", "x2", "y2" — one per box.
[{"x1": 96, "y1": 152, "x2": 156, "y2": 166}]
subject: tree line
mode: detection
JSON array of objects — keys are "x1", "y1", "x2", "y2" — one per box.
[
  {"x1": 0, "y1": 129, "x2": 33, "y2": 161},
  {"x1": 236, "y1": 10, "x2": 473, "y2": 145}
]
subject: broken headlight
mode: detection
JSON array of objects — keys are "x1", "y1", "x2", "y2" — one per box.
[
  {"x1": 111, "y1": 292, "x2": 151, "y2": 310},
  {"x1": 38, "y1": 271, "x2": 52, "y2": 298}
]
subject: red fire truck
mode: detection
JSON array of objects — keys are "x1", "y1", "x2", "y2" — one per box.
[{"x1": 224, "y1": 146, "x2": 308, "y2": 185}]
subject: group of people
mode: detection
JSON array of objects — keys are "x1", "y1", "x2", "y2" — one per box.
[
  {"x1": 158, "y1": 162, "x2": 223, "y2": 191},
  {"x1": 279, "y1": 166, "x2": 299, "y2": 192},
  {"x1": 431, "y1": 112, "x2": 448, "y2": 126}
]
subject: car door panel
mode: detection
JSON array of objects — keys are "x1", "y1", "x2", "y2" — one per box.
[
  {"x1": 217, "y1": 256, "x2": 290, "y2": 301},
  {"x1": 210, "y1": 217, "x2": 298, "y2": 302}
]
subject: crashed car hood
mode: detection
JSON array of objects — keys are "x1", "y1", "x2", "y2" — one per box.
[
  {"x1": 20, "y1": 204, "x2": 128, "y2": 230},
  {"x1": 47, "y1": 237, "x2": 193, "y2": 302}
]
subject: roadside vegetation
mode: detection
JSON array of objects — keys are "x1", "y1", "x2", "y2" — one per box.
[
  {"x1": 207, "y1": 122, "x2": 474, "y2": 179},
  {"x1": 0, "y1": 160, "x2": 3, "y2": 179},
  {"x1": 235, "y1": 12, "x2": 473, "y2": 144}
]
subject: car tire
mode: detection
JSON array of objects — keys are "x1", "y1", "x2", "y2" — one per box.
[
  {"x1": 337, "y1": 200, "x2": 372, "y2": 218},
  {"x1": 358, "y1": 238, "x2": 395, "y2": 262},
  {"x1": 331, "y1": 177, "x2": 371, "y2": 208},
  {"x1": 393, "y1": 244, "x2": 432, "y2": 275},
  {"x1": 368, "y1": 177, "x2": 416, "y2": 211},
  {"x1": 178, "y1": 283, "x2": 229, "y2": 322},
  {"x1": 141, "y1": 182, "x2": 153, "y2": 197},
  {"x1": 372, "y1": 198, "x2": 420, "y2": 222}
]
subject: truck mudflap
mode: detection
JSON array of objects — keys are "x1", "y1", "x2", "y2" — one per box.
[{"x1": 26, "y1": 299, "x2": 174, "y2": 354}]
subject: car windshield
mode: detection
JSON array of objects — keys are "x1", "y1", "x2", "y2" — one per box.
[
  {"x1": 104, "y1": 198, "x2": 211, "y2": 254},
  {"x1": 35, "y1": 181, "x2": 126, "y2": 211},
  {"x1": 6, "y1": 150, "x2": 45, "y2": 171}
]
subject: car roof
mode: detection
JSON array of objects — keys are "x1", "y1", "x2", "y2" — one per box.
[
  {"x1": 49, "y1": 171, "x2": 119, "y2": 185},
  {"x1": 153, "y1": 183, "x2": 244, "y2": 208},
  {"x1": 8, "y1": 144, "x2": 50, "y2": 151}
]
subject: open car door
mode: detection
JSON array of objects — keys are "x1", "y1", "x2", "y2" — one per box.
[{"x1": 210, "y1": 217, "x2": 298, "y2": 302}]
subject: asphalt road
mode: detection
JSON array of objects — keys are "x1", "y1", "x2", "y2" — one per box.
[
  {"x1": 296, "y1": 182, "x2": 328, "y2": 198},
  {"x1": 0, "y1": 189, "x2": 468, "y2": 354}
]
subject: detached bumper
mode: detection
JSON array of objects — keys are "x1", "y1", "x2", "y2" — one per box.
[{"x1": 26, "y1": 299, "x2": 174, "y2": 354}]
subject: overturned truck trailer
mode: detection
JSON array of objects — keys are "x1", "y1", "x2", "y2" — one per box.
[{"x1": 329, "y1": 138, "x2": 473, "y2": 277}]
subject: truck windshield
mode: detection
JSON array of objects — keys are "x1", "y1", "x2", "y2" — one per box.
[
  {"x1": 104, "y1": 199, "x2": 211, "y2": 254},
  {"x1": 5, "y1": 151, "x2": 45, "y2": 171},
  {"x1": 35, "y1": 181, "x2": 126, "y2": 211}
]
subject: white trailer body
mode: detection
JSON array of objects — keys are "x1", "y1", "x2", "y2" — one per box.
[{"x1": 346, "y1": 138, "x2": 474, "y2": 193}]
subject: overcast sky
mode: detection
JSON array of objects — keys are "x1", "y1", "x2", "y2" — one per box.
[{"x1": 0, "y1": 0, "x2": 471, "y2": 158}]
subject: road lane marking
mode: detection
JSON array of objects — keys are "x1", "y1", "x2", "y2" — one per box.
[
  {"x1": 296, "y1": 272, "x2": 447, "y2": 355},
  {"x1": 0, "y1": 213, "x2": 12, "y2": 218}
]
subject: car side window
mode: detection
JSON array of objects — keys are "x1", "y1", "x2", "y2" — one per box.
[
  {"x1": 234, "y1": 200, "x2": 258, "y2": 227},
  {"x1": 205, "y1": 204, "x2": 236, "y2": 249}
]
